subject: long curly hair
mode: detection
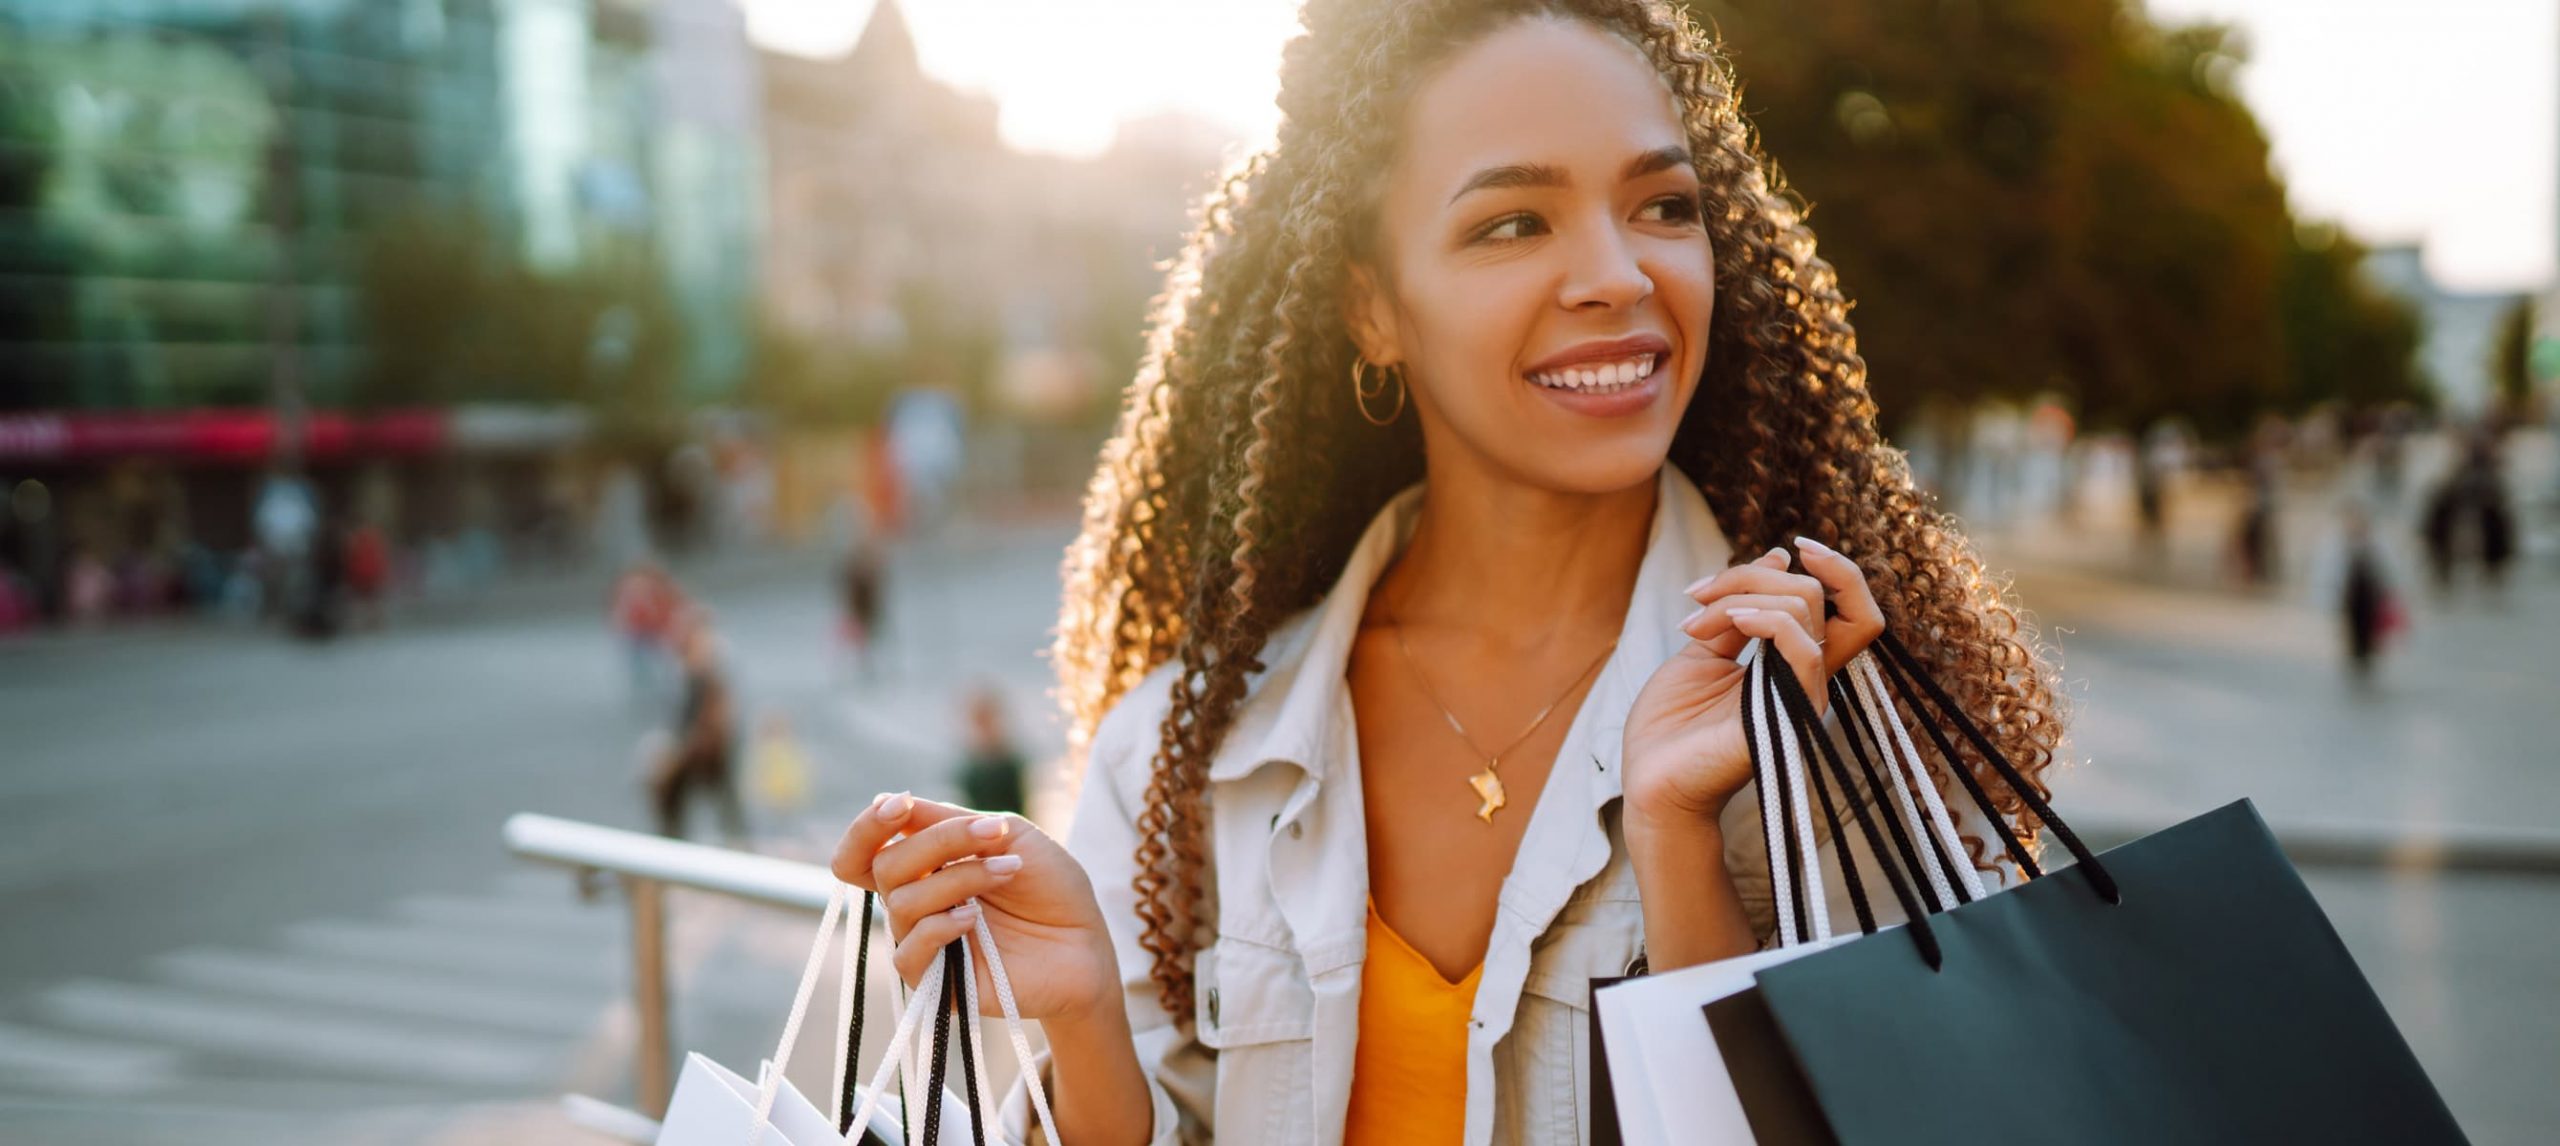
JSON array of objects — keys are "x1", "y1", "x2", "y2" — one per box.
[{"x1": 1052, "y1": 0, "x2": 2068, "y2": 1021}]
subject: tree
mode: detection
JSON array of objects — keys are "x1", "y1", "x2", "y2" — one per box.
[
  {"x1": 2490, "y1": 296, "x2": 2534, "y2": 416},
  {"x1": 1687, "y1": 0, "x2": 2396, "y2": 441},
  {"x1": 2278, "y1": 223, "x2": 2427, "y2": 416}
]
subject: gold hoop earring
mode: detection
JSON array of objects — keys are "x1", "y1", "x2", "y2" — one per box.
[{"x1": 1353, "y1": 357, "x2": 1407, "y2": 426}]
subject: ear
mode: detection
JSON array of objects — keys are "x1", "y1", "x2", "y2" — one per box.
[{"x1": 1341, "y1": 260, "x2": 1404, "y2": 367}]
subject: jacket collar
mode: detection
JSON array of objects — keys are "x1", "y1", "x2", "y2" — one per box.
[{"x1": 1208, "y1": 465, "x2": 1735, "y2": 789}]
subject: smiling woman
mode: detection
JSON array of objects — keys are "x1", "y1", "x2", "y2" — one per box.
[{"x1": 834, "y1": 2, "x2": 2071, "y2": 1144}]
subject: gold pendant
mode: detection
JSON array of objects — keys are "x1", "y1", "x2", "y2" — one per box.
[{"x1": 1468, "y1": 767, "x2": 1507, "y2": 824}]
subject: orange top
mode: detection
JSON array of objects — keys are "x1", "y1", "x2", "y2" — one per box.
[{"x1": 1344, "y1": 899, "x2": 1482, "y2": 1146}]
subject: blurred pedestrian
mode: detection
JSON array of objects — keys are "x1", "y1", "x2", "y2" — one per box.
[
  {"x1": 293, "y1": 519, "x2": 347, "y2": 641},
  {"x1": 953, "y1": 683, "x2": 1026, "y2": 816},
  {"x1": 647, "y1": 617, "x2": 748, "y2": 845},
  {"x1": 2421, "y1": 431, "x2": 2517, "y2": 600},
  {"x1": 2333, "y1": 505, "x2": 2403, "y2": 689},
  {"x1": 65, "y1": 548, "x2": 111, "y2": 624},
  {"x1": 748, "y1": 706, "x2": 812, "y2": 816},
  {"x1": 837, "y1": 542, "x2": 886, "y2": 682},
  {"x1": 611, "y1": 559, "x2": 682, "y2": 712},
  {"x1": 345, "y1": 523, "x2": 391, "y2": 630}
]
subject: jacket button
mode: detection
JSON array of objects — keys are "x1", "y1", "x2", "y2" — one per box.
[
  {"x1": 1207, "y1": 988, "x2": 1221, "y2": 1028},
  {"x1": 1288, "y1": 821, "x2": 1304, "y2": 840}
]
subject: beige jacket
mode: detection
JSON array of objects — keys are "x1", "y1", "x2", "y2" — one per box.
[{"x1": 1010, "y1": 466, "x2": 2009, "y2": 1145}]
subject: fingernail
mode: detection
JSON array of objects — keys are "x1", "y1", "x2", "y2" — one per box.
[
  {"x1": 1764, "y1": 547, "x2": 1788, "y2": 562},
  {"x1": 880, "y1": 792, "x2": 912, "y2": 820},
  {"x1": 1730, "y1": 606, "x2": 1761, "y2": 617},
  {"x1": 968, "y1": 815, "x2": 1010, "y2": 840},
  {"x1": 1794, "y1": 535, "x2": 1833, "y2": 555},
  {"x1": 1685, "y1": 574, "x2": 1715, "y2": 595},
  {"x1": 1681, "y1": 606, "x2": 1707, "y2": 629},
  {"x1": 984, "y1": 854, "x2": 1023, "y2": 875},
  {"x1": 951, "y1": 902, "x2": 982, "y2": 922}
]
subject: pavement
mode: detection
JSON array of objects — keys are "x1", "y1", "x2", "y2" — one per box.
[{"x1": 1, "y1": 441, "x2": 2554, "y2": 1143}]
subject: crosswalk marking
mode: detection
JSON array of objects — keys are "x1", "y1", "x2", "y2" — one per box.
[
  {"x1": 152, "y1": 946, "x2": 608, "y2": 1038},
  {"x1": 280, "y1": 917, "x2": 617, "y2": 986},
  {"x1": 0, "y1": 1020, "x2": 182, "y2": 1095},
  {"x1": 37, "y1": 978, "x2": 563, "y2": 1090},
  {"x1": 390, "y1": 891, "x2": 624, "y2": 943}
]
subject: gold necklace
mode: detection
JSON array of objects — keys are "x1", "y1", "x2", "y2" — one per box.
[{"x1": 1389, "y1": 621, "x2": 1617, "y2": 824}]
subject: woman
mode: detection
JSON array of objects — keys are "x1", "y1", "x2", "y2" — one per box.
[{"x1": 834, "y1": 2, "x2": 2065, "y2": 1142}]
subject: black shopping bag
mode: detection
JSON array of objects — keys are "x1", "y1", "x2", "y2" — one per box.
[
  {"x1": 1709, "y1": 630, "x2": 2466, "y2": 1145},
  {"x1": 1745, "y1": 800, "x2": 2464, "y2": 1145}
]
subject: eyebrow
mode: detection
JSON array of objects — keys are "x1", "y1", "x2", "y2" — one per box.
[{"x1": 1446, "y1": 145, "x2": 1695, "y2": 206}]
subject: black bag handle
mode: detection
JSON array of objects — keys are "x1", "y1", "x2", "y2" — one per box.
[
  {"x1": 1869, "y1": 630, "x2": 2121, "y2": 905},
  {"x1": 1760, "y1": 648, "x2": 1945, "y2": 969},
  {"x1": 839, "y1": 892, "x2": 989, "y2": 1145}
]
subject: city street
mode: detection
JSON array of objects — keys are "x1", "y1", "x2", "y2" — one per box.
[{"x1": 4, "y1": 476, "x2": 2556, "y2": 1143}]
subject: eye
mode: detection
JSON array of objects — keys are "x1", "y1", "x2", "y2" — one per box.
[
  {"x1": 1639, "y1": 193, "x2": 1704, "y2": 225},
  {"x1": 1470, "y1": 212, "x2": 1548, "y2": 244}
]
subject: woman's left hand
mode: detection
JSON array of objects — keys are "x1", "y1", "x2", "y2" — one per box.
[{"x1": 1620, "y1": 536, "x2": 1887, "y2": 830}]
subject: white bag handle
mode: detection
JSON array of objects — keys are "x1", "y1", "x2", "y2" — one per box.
[
  {"x1": 1743, "y1": 640, "x2": 1829, "y2": 947},
  {"x1": 754, "y1": 882, "x2": 1062, "y2": 1146},
  {"x1": 1847, "y1": 652, "x2": 1987, "y2": 903}
]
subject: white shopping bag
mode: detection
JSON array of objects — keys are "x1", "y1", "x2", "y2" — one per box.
[
  {"x1": 653, "y1": 882, "x2": 1059, "y2": 1146},
  {"x1": 1595, "y1": 936, "x2": 1855, "y2": 1145},
  {"x1": 1595, "y1": 648, "x2": 1991, "y2": 1145}
]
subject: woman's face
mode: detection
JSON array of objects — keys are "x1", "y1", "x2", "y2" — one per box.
[{"x1": 1350, "y1": 16, "x2": 1714, "y2": 495}]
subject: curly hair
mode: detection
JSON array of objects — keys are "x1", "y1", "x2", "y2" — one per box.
[{"x1": 1051, "y1": 0, "x2": 2069, "y2": 1022}]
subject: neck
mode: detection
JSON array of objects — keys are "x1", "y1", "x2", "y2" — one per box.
[{"x1": 1375, "y1": 466, "x2": 1658, "y2": 651}]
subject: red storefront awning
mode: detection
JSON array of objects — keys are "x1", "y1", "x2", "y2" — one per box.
[{"x1": 0, "y1": 410, "x2": 452, "y2": 464}]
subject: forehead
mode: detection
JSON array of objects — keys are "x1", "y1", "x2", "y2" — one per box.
[{"x1": 1394, "y1": 17, "x2": 1687, "y2": 203}]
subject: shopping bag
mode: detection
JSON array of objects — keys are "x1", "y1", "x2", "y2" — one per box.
[
  {"x1": 1593, "y1": 640, "x2": 1951, "y2": 1145},
  {"x1": 655, "y1": 881, "x2": 1060, "y2": 1145},
  {"x1": 1714, "y1": 630, "x2": 2468, "y2": 1144}
]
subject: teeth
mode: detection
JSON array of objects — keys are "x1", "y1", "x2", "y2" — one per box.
[{"x1": 1530, "y1": 353, "x2": 1655, "y2": 392}]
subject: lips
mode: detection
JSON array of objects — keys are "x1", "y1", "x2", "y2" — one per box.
[{"x1": 1523, "y1": 333, "x2": 1674, "y2": 377}]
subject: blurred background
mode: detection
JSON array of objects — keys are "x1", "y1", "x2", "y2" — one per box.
[{"x1": 0, "y1": 0, "x2": 2552, "y2": 1142}]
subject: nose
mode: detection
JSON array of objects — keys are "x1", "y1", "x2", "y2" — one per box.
[{"x1": 1558, "y1": 220, "x2": 1653, "y2": 311}]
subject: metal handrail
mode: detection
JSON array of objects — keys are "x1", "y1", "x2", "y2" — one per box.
[
  {"x1": 505, "y1": 812, "x2": 837, "y2": 910},
  {"x1": 503, "y1": 812, "x2": 848, "y2": 1120}
]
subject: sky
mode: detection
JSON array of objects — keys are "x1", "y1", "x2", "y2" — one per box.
[{"x1": 741, "y1": 0, "x2": 2556, "y2": 294}]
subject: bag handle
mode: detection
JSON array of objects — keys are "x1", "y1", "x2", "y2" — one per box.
[
  {"x1": 1740, "y1": 641, "x2": 1827, "y2": 947},
  {"x1": 759, "y1": 880, "x2": 1063, "y2": 1146},
  {"x1": 1759, "y1": 644, "x2": 1944, "y2": 969},
  {"x1": 1867, "y1": 631, "x2": 2120, "y2": 905}
]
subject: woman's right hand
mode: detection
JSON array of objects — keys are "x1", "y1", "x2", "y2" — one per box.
[{"x1": 832, "y1": 793, "x2": 1121, "y2": 1024}]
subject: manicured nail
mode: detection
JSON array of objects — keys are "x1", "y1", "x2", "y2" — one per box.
[
  {"x1": 1794, "y1": 535, "x2": 1833, "y2": 555},
  {"x1": 984, "y1": 854, "x2": 1023, "y2": 875},
  {"x1": 1730, "y1": 606, "x2": 1762, "y2": 618},
  {"x1": 1681, "y1": 607, "x2": 1708, "y2": 630},
  {"x1": 950, "y1": 903, "x2": 982, "y2": 922},
  {"x1": 968, "y1": 815, "x2": 1010, "y2": 840},
  {"x1": 1685, "y1": 573, "x2": 1715, "y2": 595},
  {"x1": 879, "y1": 792, "x2": 912, "y2": 820}
]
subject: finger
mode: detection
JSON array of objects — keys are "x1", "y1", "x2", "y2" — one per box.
[
  {"x1": 891, "y1": 902, "x2": 982, "y2": 985},
  {"x1": 1685, "y1": 558, "x2": 1823, "y2": 608},
  {"x1": 883, "y1": 853, "x2": 1022, "y2": 935},
  {"x1": 1730, "y1": 606, "x2": 1829, "y2": 716},
  {"x1": 1680, "y1": 592, "x2": 1812, "y2": 637},
  {"x1": 871, "y1": 812, "x2": 1020, "y2": 893},
  {"x1": 1790, "y1": 536, "x2": 1886, "y2": 671},
  {"x1": 832, "y1": 792, "x2": 977, "y2": 888}
]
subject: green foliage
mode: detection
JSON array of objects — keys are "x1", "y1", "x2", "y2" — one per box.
[
  {"x1": 1687, "y1": 0, "x2": 2418, "y2": 440},
  {"x1": 2279, "y1": 223, "x2": 2428, "y2": 415},
  {"x1": 353, "y1": 207, "x2": 686, "y2": 444},
  {"x1": 2491, "y1": 296, "x2": 2533, "y2": 411}
]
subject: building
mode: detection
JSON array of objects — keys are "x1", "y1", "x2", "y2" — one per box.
[
  {"x1": 0, "y1": 0, "x2": 759, "y2": 619},
  {"x1": 2364, "y1": 244, "x2": 2527, "y2": 419}
]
